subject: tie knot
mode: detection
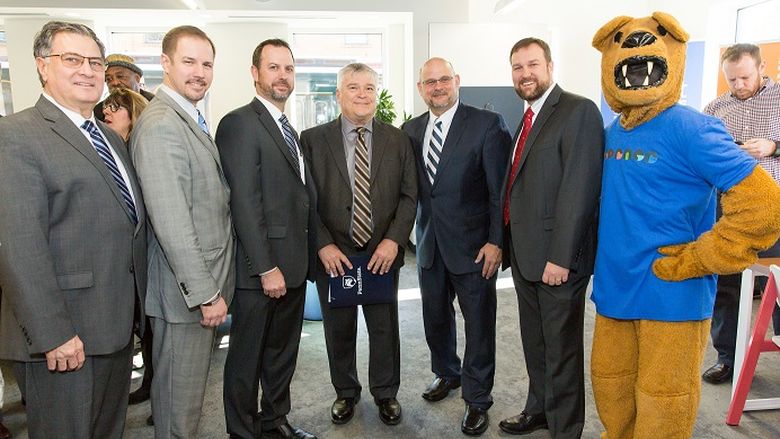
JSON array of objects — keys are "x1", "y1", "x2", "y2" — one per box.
[
  {"x1": 279, "y1": 114, "x2": 290, "y2": 126},
  {"x1": 524, "y1": 107, "x2": 534, "y2": 120},
  {"x1": 81, "y1": 119, "x2": 98, "y2": 133}
]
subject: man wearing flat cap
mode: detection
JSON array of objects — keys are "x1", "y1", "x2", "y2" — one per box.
[{"x1": 94, "y1": 54, "x2": 154, "y2": 121}]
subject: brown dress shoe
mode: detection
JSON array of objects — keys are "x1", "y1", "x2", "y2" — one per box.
[{"x1": 702, "y1": 363, "x2": 733, "y2": 384}]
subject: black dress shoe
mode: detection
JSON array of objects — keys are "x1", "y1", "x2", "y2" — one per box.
[
  {"x1": 461, "y1": 405, "x2": 489, "y2": 436},
  {"x1": 422, "y1": 376, "x2": 461, "y2": 402},
  {"x1": 376, "y1": 397, "x2": 402, "y2": 425},
  {"x1": 331, "y1": 396, "x2": 360, "y2": 424},
  {"x1": 499, "y1": 412, "x2": 548, "y2": 435},
  {"x1": 129, "y1": 385, "x2": 151, "y2": 405},
  {"x1": 267, "y1": 423, "x2": 317, "y2": 439},
  {"x1": 0, "y1": 421, "x2": 11, "y2": 439},
  {"x1": 146, "y1": 415, "x2": 154, "y2": 426},
  {"x1": 702, "y1": 363, "x2": 733, "y2": 384}
]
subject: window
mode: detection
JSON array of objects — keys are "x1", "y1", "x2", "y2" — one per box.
[
  {"x1": 106, "y1": 30, "x2": 166, "y2": 95},
  {"x1": 0, "y1": 30, "x2": 14, "y2": 116},
  {"x1": 292, "y1": 32, "x2": 384, "y2": 130}
]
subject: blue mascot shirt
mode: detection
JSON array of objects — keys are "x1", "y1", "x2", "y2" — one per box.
[{"x1": 592, "y1": 104, "x2": 756, "y2": 321}]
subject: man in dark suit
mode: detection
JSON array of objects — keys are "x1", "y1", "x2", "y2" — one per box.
[
  {"x1": 498, "y1": 38, "x2": 604, "y2": 438},
  {"x1": 300, "y1": 63, "x2": 417, "y2": 427},
  {"x1": 216, "y1": 38, "x2": 317, "y2": 439},
  {"x1": 94, "y1": 54, "x2": 154, "y2": 122},
  {"x1": 0, "y1": 21, "x2": 147, "y2": 438},
  {"x1": 402, "y1": 57, "x2": 511, "y2": 436}
]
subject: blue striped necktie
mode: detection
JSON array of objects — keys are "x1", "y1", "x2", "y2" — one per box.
[
  {"x1": 278, "y1": 114, "x2": 301, "y2": 178},
  {"x1": 81, "y1": 120, "x2": 138, "y2": 224},
  {"x1": 425, "y1": 118, "x2": 444, "y2": 184},
  {"x1": 197, "y1": 110, "x2": 210, "y2": 136}
]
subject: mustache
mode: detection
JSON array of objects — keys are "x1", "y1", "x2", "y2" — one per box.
[
  {"x1": 273, "y1": 79, "x2": 291, "y2": 88},
  {"x1": 187, "y1": 79, "x2": 208, "y2": 86}
]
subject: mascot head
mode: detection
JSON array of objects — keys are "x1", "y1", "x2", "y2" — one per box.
[{"x1": 592, "y1": 12, "x2": 689, "y2": 129}]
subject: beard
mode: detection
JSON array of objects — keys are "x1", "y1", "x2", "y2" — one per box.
[
  {"x1": 259, "y1": 79, "x2": 293, "y2": 102},
  {"x1": 514, "y1": 76, "x2": 552, "y2": 101}
]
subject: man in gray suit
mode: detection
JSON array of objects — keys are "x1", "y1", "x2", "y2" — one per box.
[
  {"x1": 131, "y1": 25, "x2": 235, "y2": 438},
  {"x1": 0, "y1": 21, "x2": 147, "y2": 438},
  {"x1": 217, "y1": 38, "x2": 317, "y2": 439},
  {"x1": 300, "y1": 63, "x2": 417, "y2": 427}
]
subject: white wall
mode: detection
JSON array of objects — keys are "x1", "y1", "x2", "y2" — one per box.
[
  {"x1": 206, "y1": 21, "x2": 288, "y2": 129},
  {"x1": 5, "y1": 17, "x2": 95, "y2": 110}
]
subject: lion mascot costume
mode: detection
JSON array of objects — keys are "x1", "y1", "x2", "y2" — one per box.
[{"x1": 590, "y1": 12, "x2": 780, "y2": 438}]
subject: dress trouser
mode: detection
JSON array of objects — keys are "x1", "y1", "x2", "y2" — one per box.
[
  {"x1": 223, "y1": 285, "x2": 306, "y2": 438},
  {"x1": 316, "y1": 270, "x2": 400, "y2": 402},
  {"x1": 419, "y1": 245, "x2": 496, "y2": 408},
  {"x1": 510, "y1": 249, "x2": 587, "y2": 439},
  {"x1": 151, "y1": 317, "x2": 216, "y2": 439},
  {"x1": 15, "y1": 341, "x2": 132, "y2": 439}
]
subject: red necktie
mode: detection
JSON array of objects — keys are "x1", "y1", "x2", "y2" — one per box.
[{"x1": 503, "y1": 107, "x2": 534, "y2": 226}]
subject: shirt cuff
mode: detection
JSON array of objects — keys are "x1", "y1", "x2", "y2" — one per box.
[
  {"x1": 260, "y1": 266, "x2": 279, "y2": 277},
  {"x1": 201, "y1": 290, "x2": 221, "y2": 306}
]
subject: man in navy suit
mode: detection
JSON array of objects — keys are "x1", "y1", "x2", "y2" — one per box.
[{"x1": 402, "y1": 57, "x2": 511, "y2": 436}]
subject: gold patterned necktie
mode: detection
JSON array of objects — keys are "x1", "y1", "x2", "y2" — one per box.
[{"x1": 352, "y1": 127, "x2": 372, "y2": 247}]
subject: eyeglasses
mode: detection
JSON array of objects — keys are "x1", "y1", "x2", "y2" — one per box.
[
  {"x1": 42, "y1": 53, "x2": 106, "y2": 72},
  {"x1": 421, "y1": 76, "x2": 454, "y2": 87},
  {"x1": 103, "y1": 103, "x2": 125, "y2": 113}
]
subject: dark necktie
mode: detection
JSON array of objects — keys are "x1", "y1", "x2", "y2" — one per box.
[
  {"x1": 352, "y1": 127, "x2": 372, "y2": 247},
  {"x1": 81, "y1": 120, "x2": 138, "y2": 224},
  {"x1": 503, "y1": 107, "x2": 534, "y2": 226},
  {"x1": 279, "y1": 114, "x2": 301, "y2": 178},
  {"x1": 425, "y1": 118, "x2": 444, "y2": 184}
]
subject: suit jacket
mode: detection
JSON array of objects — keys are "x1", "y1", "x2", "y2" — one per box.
[
  {"x1": 0, "y1": 96, "x2": 147, "y2": 362},
  {"x1": 215, "y1": 99, "x2": 317, "y2": 291},
  {"x1": 131, "y1": 88, "x2": 235, "y2": 324},
  {"x1": 403, "y1": 103, "x2": 511, "y2": 274},
  {"x1": 300, "y1": 117, "x2": 417, "y2": 271},
  {"x1": 503, "y1": 85, "x2": 604, "y2": 281}
]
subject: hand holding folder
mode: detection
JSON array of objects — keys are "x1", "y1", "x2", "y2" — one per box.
[{"x1": 328, "y1": 254, "x2": 396, "y2": 308}]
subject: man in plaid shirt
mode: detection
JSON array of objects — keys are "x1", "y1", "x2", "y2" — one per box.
[{"x1": 702, "y1": 43, "x2": 780, "y2": 384}]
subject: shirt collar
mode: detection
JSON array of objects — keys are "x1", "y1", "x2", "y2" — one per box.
[
  {"x1": 159, "y1": 83, "x2": 200, "y2": 124},
  {"x1": 41, "y1": 92, "x2": 96, "y2": 129},
  {"x1": 255, "y1": 94, "x2": 285, "y2": 122},
  {"x1": 341, "y1": 115, "x2": 373, "y2": 136},
  {"x1": 528, "y1": 82, "x2": 556, "y2": 115},
  {"x1": 427, "y1": 100, "x2": 459, "y2": 126}
]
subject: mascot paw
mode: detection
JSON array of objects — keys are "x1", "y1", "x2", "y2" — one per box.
[{"x1": 652, "y1": 242, "x2": 709, "y2": 281}]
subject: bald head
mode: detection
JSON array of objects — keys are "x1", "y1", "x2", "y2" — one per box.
[{"x1": 417, "y1": 57, "x2": 460, "y2": 116}]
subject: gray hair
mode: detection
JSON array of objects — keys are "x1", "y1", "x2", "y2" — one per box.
[
  {"x1": 337, "y1": 63, "x2": 379, "y2": 89},
  {"x1": 33, "y1": 21, "x2": 106, "y2": 86}
]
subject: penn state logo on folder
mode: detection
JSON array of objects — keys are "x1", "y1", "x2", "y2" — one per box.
[{"x1": 328, "y1": 254, "x2": 396, "y2": 308}]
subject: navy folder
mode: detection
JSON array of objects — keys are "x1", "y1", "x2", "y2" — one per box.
[{"x1": 328, "y1": 254, "x2": 396, "y2": 308}]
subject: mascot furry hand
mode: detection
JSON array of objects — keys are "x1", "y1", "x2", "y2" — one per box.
[{"x1": 593, "y1": 12, "x2": 780, "y2": 281}]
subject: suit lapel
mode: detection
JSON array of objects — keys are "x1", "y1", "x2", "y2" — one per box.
[
  {"x1": 517, "y1": 84, "x2": 562, "y2": 172},
  {"x1": 431, "y1": 104, "x2": 466, "y2": 190},
  {"x1": 36, "y1": 97, "x2": 137, "y2": 226},
  {"x1": 324, "y1": 119, "x2": 352, "y2": 189},
  {"x1": 369, "y1": 120, "x2": 388, "y2": 185},
  {"x1": 105, "y1": 123, "x2": 146, "y2": 232},
  {"x1": 407, "y1": 113, "x2": 431, "y2": 188},
  {"x1": 251, "y1": 98, "x2": 301, "y2": 176},
  {"x1": 156, "y1": 89, "x2": 221, "y2": 165}
]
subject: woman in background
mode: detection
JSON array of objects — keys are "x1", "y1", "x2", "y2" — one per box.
[{"x1": 102, "y1": 88, "x2": 148, "y2": 142}]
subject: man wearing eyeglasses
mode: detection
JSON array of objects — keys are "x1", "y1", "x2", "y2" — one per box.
[
  {"x1": 401, "y1": 57, "x2": 511, "y2": 436},
  {"x1": 0, "y1": 21, "x2": 147, "y2": 438},
  {"x1": 94, "y1": 54, "x2": 154, "y2": 122}
]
